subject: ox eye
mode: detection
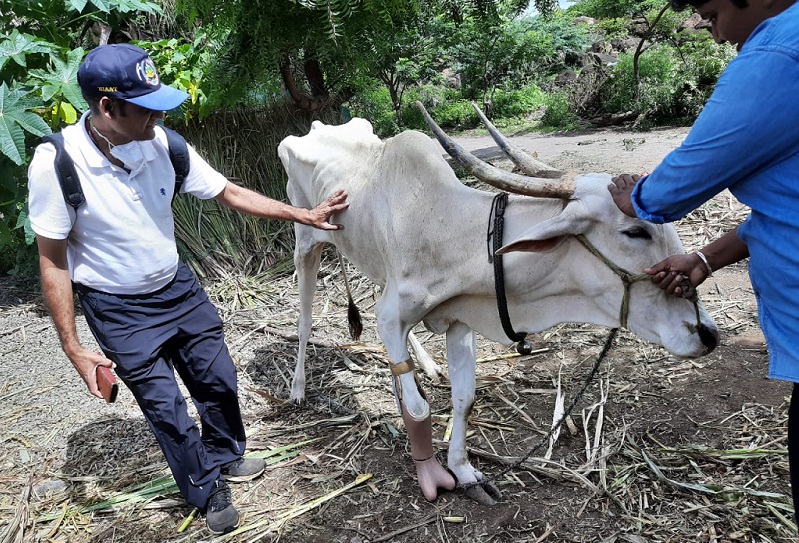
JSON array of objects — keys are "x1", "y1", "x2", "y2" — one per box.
[{"x1": 622, "y1": 227, "x2": 652, "y2": 240}]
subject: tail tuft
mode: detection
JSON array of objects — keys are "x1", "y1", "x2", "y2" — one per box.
[{"x1": 348, "y1": 299, "x2": 363, "y2": 342}]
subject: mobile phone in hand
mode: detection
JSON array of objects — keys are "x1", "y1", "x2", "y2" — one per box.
[{"x1": 96, "y1": 366, "x2": 118, "y2": 403}]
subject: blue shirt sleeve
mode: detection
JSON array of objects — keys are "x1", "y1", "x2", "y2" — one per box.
[{"x1": 632, "y1": 43, "x2": 799, "y2": 223}]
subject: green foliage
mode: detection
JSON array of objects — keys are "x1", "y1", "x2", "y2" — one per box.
[
  {"x1": 595, "y1": 17, "x2": 629, "y2": 40},
  {"x1": 540, "y1": 92, "x2": 579, "y2": 129},
  {"x1": 0, "y1": 29, "x2": 57, "y2": 73},
  {"x1": 173, "y1": 0, "x2": 396, "y2": 108},
  {"x1": 1, "y1": 0, "x2": 162, "y2": 48},
  {"x1": 422, "y1": 99, "x2": 477, "y2": 129},
  {"x1": 600, "y1": 37, "x2": 734, "y2": 123},
  {"x1": 566, "y1": 0, "x2": 665, "y2": 19},
  {"x1": 347, "y1": 84, "x2": 401, "y2": 137},
  {"x1": 449, "y1": 14, "x2": 536, "y2": 99},
  {"x1": 139, "y1": 33, "x2": 215, "y2": 119},
  {"x1": 0, "y1": 84, "x2": 51, "y2": 166},
  {"x1": 350, "y1": 83, "x2": 548, "y2": 136},
  {"x1": 447, "y1": 9, "x2": 594, "y2": 107},
  {"x1": 491, "y1": 85, "x2": 547, "y2": 117},
  {"x1": 397, "y1": 85, "x2": 477, "y2": 131},
  {"x1": 604, "y1": 47, "x2": 674, "y2": 114},
  {"x1": 525, "y1": 12, "x2": 594, "y2": 68},
  {"x1": 28, "y1": 48, "x2": 89, "y2": 129}
]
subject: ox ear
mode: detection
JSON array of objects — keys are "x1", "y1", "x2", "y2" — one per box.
[
  {"x1": 498, "y1": 237, "x2": 566, "y2": 253},
  {"x1": 497, "y1": 204, "x2": 591, "y2": 254}
]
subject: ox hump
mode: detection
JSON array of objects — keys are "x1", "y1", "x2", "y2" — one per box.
[{"x1": 279, "y1": 118, "x2": 383, "y2": 167}]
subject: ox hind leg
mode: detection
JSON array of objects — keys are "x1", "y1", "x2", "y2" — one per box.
[
  {"x1": 291, "y1": 230, "x2": 325, "y2": 403},
  {"x1": 446, "y1": 321, "x2": 502, "y2": 505},
  {"x1": 375, "y1": 294, "x2": 455, "y2": 501}
]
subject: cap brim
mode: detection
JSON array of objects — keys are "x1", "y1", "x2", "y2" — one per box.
[{"x1": 125, "y1": 84, "x2": 189, "y2": 111}]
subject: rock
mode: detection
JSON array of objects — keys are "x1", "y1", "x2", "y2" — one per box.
[
  {"x1": 34, "y1": 479, "x2": 68, "y2": 498},
  {"x1": 555, "y1": 70, "x2": 578, "y2": 85},
  {"x1": 572, "y1": 16, "x2": 596, "y2": 26}
]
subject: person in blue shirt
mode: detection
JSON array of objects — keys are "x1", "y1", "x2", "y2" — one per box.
[{"x1": 609, "y1": 0, "x2": 799, "y2": 523}]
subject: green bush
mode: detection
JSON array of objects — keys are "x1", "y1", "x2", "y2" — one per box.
[
  {"x1": 600, "y1": 40, "x2": 733, "y2": 123},
  {"x1": 398, "y1": 85, "x2": 478, "y2": 131},
  {"x1": 540, "y1": 92, "x2": 579, "y2": 129},
  {"x1": 596, "y1": 17, "x2": 629, "y2": 40},
  {"x1": 347, "y1": 84, "x2": 400, "y2": 138},
  {"x1": 427, "y1": 100, "x2": 477, "y2": 130},
  {"x1": 603, "y1": 46, "x2": 678, "y2": 118},
  {"x1": 492, "y1": 86, "x2": 547, "y2": 118}
]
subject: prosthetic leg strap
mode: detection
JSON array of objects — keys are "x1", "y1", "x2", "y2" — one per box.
[
  {"x1": 390, "y1": 357, "x2": 416, "y2": 376},
  {"x1": 392, "y1": 358, "x2": 429, "y2": 421}
]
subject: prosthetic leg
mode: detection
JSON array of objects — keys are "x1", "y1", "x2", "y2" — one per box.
[{"x1": 391, "y1": 358, "x2": 456, "y2": 501}]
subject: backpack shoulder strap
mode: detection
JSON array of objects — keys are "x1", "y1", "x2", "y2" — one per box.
[
  {"x1": 41, "y1": 133, "x2": 86, "y2": 210},
  {"x1": 162, "y1": 127, "x2": 190, "y2": 202}
]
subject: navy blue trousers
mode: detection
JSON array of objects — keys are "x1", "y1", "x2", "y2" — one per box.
[{"x1": 78, "y1": 262, "x2": 245, "y2": 509}]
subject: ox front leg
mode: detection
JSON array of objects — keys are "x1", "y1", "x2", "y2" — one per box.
[
  {"x1": 446, "y1": 322, "x2": 502, "y2": 505},
  {"x1": 379, "y1": 309, "x2": 455, "y2": 501},
  {"x1": 393, "y1": 366, "x2": 456, "y2": 501},
  {"x1": 291, "y1": 238, "x2": 324, "y2": 403}
]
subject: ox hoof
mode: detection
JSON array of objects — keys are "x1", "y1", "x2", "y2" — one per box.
[{"x1": 461, "y1": 480, "x2": 503, "y2": 506}]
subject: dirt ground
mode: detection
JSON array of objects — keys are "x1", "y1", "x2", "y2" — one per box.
[{"x1": 1, "y1": 125, "x2": 795, "y2": 543}]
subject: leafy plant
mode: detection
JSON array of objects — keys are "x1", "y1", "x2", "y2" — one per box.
[
  {"x1": 492, "y1": 85, "x2": 547, "y2": 118},
  {"x1": 139, "y1": 33, "x2": 215, "y2": 119},
  {"x1": 347, "y1": 84, "x2": 401, "y2": 138},
  {"x1": 28, "y1": 48, "x2": 89, "y2": 129},
  {"x1": 540, "y1": 91, "x2": 579, "y2": 129},
  {"x1": 0, "y1": 84, "x2": 51, "y2": 166}
]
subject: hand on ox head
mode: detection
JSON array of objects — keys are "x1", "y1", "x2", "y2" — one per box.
[{"x1": 608, "y1": 174, "x2": 642, "y2": 218}]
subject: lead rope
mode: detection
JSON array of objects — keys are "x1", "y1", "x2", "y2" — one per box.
[
  {"x1": 573, "y1": 234, "x2": 702, "y2": 328},
  {"x1": 459, "y1": 327, "x2": 618, "y2": 490}
]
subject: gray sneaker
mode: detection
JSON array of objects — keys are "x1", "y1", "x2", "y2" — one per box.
[
  {"x1": 206, "y1": 479, "x2": 239, "y2": 535},
  {"x1": 221, "y1": 457, "x2": 266, "y2": 482}
]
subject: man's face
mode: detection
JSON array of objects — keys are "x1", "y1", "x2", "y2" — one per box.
[
  {"x1": 121, "y1": 102, "x2": 165, "y2": 142},
  {"x1": 695, "y1": 0, "x2": 770, "y2": 50},
  {"x1": 101, "y1": 97, "x2": 165, "y2": 143}
]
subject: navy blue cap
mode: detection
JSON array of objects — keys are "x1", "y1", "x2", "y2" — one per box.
[{"x1": 77, "y1": 44, "x2": 189, "y2": 111}]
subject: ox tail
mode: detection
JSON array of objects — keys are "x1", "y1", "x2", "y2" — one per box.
[{"x1": 337, "y1": 251, "x2": 363, "y2": 342}]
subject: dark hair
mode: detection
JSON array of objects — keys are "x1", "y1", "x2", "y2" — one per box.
[
  {"x1": 83, "y1": 93, "x2": 129, "y2": 117},
  {"x1": 671, "y1": 0, "x2": 748, "y2": 10}
]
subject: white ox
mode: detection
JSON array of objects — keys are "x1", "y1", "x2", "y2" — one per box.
[{"x1": 278, "y1": 105, "x2": 718, "y2": 505}]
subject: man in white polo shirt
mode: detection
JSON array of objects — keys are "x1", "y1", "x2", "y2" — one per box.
[{"x1": 27, "y1": 43, "x2": 349, "y2": 535}]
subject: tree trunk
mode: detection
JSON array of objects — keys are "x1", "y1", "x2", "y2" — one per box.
[
  {"x1": 633, "y1": 4, "x2": 670, "y2": 103},
  {"x1": 304, "y1": 58, "x2": 328, "y2": 98},
  {"x1": 279, "y1": 56, "x2": 328, "y2": 112}
]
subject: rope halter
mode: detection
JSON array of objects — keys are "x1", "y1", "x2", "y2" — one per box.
[{"x1": 574, "y1": 234, "x2": 700, "y2": 329}]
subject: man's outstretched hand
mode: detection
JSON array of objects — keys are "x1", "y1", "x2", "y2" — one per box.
[{"x1": 308, "y1": 189, "x2": 350, "y2": 230}]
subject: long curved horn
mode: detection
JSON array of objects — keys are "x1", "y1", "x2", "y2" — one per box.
[
  {"x1": 415, "y1": 101, "x2": 573, "y2": 199},
  {"x1": 471, "y1": 102, "x2": 562, "y2": 179}
]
